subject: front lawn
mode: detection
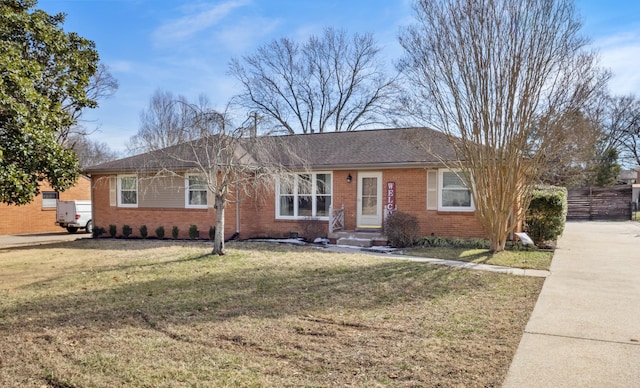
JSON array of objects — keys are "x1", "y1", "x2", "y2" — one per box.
[
  {"x1": 405, "y1": 246, "x2": 554, "y2": 270},
  {"x1": 0, "y1": 239, "x2": 543, "y2": 387}
]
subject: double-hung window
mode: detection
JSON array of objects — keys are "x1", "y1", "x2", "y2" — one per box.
[
  {"x1": 185, "y1": 174, "x2": 208, "y2": 208},
  {"x1": 439, "y1": 169, "x2": 474, "y2": 211},
  {"x1": 277, "y1": 173, "x2": 332, "y2": 219},
  {"x1": 118, "y1": 175, "x2": 138, "y2": 207},
  {"x1": 42, "y1": 191, "x2": 58, "y2": 209}
]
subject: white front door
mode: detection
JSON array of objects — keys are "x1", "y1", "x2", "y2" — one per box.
[{"x1": 357, "y1": 172, "x2": 382, "y2": 229}]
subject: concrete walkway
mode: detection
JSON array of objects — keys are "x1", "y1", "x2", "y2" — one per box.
[
  {"x1": 321, "y1": 244, "x2": 550, "y2": 277},
  {"x1": 0, "y1": 232, "x2": 85, "y2": 248},
  {"x1": 504, "y1": 221, "x2": 640, "y2": 387}
]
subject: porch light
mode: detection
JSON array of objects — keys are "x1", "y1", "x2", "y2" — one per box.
[{"x1": 347, "y1": 173, "x2": 352, "y2": 183}]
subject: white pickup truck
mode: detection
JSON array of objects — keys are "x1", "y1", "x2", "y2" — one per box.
[{"x1": 56, "y1": 200, "x2": 93, "y2": 234}]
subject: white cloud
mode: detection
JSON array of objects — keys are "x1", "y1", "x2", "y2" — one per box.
[
  {"x1": 593, "y1": 32, "x2": 640, "y2": 95},
  {"x1": 152, "y1": 0, "x2": 249, "y2": 46},
  {"x1": 108, "y1": 60, "x2": 135, "y2": 73},
  {"x1": 214, "y1": 17, "x2": 281, "y2": 54}
]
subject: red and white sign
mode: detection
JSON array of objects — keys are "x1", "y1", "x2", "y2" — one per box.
[{"x1": 385, "y1": 181, "x2": 396, "y2": 212}]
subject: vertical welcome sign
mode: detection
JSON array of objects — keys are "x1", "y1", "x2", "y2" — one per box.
[{"x1": 385, "y1": 181, "x2": 396, "y2": 213}]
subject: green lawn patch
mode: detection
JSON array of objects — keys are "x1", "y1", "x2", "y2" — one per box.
[{"x1": 405, "y1": 246, "x2": 554, "y2": 270}]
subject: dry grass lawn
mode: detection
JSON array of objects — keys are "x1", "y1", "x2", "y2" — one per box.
[{"x1": 0, "y1": 239, "x2": 543, "y2": 387}]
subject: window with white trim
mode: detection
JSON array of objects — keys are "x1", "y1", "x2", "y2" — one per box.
[
  {"x1": 277, "y1": 173, "x2": 332, "y2": 219},
  {"x1": 42, "y1": 191, "x2": 58, "y2": 209},
  {"x1": 117, "y1": 175, "x2": 138, "y2": 207},
  {"x1": 185, "y1": 174, "x2": 208, "y2": 208},
  {"x1": 438, "y1": 169, "x2": 474, "y2": 211}
]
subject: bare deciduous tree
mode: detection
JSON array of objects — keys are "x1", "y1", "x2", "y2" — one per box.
[
  {"x1": 132, "y1": 98, "x2": 308, "y2": 255},
  {"x1": 530, "y1": 107, "x2": 606, "y2": 187},
  {"x1": 56, "y1": 63, "x2": 119, "y2": 169},
  {"x1": 67, "y1": 133, "x2": 119, "y2": 169},
  {"x1": 589, "y1": 94, "x2": 640, "y2": 168},
  {"x1": 230, "y1": 27, "x2": 398, "y2": 134},
  {"x1": 127, "y1": 90, "x2": 194, "y2": 153},
  {"x1": 59, "y1": 63, "x2": 119, "y2": 143},
  {"x1": 399, "y1": 0, "x2": 608, "y2": 252}
]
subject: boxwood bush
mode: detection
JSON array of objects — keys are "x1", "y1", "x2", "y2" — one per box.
[
  {"x1": 526, "y1": 186, "x2": 568, "y2": 246},
  {"x1": 139, "y1": 225, "x2": 148, "y2": 239},
  {"x1": 189, "y1": 224, "x2": 199, "y2": 240},
  {"x1": 155, "y1": 226, "x2": 165, "y2": 239}
]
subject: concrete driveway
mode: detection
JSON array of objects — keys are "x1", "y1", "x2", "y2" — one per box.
[
  {"x1": 504, "y1": 221, "x2": 640, "y2": 387},
  {"x1": 0, "y1": 231, "x2": 87, "y2": 248}
]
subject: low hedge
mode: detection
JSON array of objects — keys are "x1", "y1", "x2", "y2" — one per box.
[{"x1": 526, "y1": 186, "x2": 568, "y2": 246}]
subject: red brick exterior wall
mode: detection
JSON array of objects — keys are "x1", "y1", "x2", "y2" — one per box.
[
  {"x1": 0, "y1": 176, "x2": 91, "y2": 235},
  {"x1": 91, "y1": 169, "x2": 488, "y2": 241},
  {"x1": 91, "y1": 175, "x2": 231, "y2": 239},
  {"x1": 381, "y1": 169, "x2": 486, "y2": 238}
]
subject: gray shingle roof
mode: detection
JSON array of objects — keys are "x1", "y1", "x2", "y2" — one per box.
[{"x1": 84, "y1": 127, "x2": 458, "y2": 174}]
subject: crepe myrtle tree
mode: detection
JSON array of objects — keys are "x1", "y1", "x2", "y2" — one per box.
[
  {"x1": 134, "y1": 101, "x2": 308, "y2": 255},
  {"x1": 399, "y1": 0, "x2": 608, "y2": 252},
  {"x1": 0, "y1": 0, "x2": 99, "y2": 204}
]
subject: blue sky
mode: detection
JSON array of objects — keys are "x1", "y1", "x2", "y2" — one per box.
[{"x1": 37, "y1": 0, "x2": 640, "y2": 154}]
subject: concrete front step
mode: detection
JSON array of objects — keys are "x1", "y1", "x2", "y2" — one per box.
[
  {"x1": 336, "y1": 237, "x2": 374, "y2": 247},
  {"x1": 332, "y1": 230, "x2": 388, "y2": 247}
]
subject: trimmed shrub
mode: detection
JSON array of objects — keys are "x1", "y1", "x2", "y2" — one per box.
[
  {"x1": 526, "y1": 186, "x2": 568, "y2": 246},
  {"x1": 384, "y1": 211, "x2": 420, "y2": 248},
  {"x1": 93, "y1": 226, "x2": 106, "y2": 238},
  {"x1": 301, "y1": 217, "x2": 324, "y2": 242},
  {"x1": 155, "y1": 226, "x2": 165, "y2": 239},
  {"x1": 109, "y1": 224, "x2": 117, "y2": 238},
  {"x1": 122, "y1": 225, "x2": 132, "y2": 238},
  {"x1": 189, "y1": 224, "x2": 199, "y2": 240},
  {"x1": 139, "y1": 225, "x2": 148, "y2": 239},
  {"x1": 172, "y1": 226, "x2": 179, "y2": 239},
  {"x1": 209, "y1": 226, "x2": 216, "y2": 241}
]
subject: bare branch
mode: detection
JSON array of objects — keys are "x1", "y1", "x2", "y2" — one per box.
[
  {"x1": 399, "y1": 0, "x2": 608, "y2": 251},
  {"x1": 230, "y1": 27, "x2": 398, "y2": 133},
  {"x1": 129, "y1": 95, "x2": 309, "y2": 255}
]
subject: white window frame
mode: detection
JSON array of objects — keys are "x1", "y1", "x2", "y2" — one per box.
[
  {"x1": 117, "y1": 174, "x2": 138, "y2": 208},
  {"x1": 185, "y1": 174, "x2": 208, "y2": 209},
  {"x1": 438, "y1": 169, "x2": 474, "y2": 212},
  {"x1": 276, "y1": 172, "x2": 332, "y2": 220},
  {"x1": 41, "y1": 191, "x2": 59, "y2": 209}
]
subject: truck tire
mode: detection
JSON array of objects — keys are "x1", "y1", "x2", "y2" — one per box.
[
  {"x1": 86, "y1": 221, "x2": 93, "y2": 234},
  {"x1": 67, "y1": 226, "x2": 79, "y2": 233}
]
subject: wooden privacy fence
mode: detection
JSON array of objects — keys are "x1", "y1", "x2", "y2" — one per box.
[{"x1": 567, "y1": 186, "x2": 633, "y2": 221}]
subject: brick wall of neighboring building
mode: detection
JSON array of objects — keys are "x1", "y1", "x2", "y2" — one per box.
[
  {"x1": 91, "y1": 169, "x2": 489, "y2": 242},
  {"x1": 0, "y1": 176, "x2": 91, "y2": 235}
]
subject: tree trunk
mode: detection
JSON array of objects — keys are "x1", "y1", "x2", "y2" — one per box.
[
  {"x1": 488, "y1": 217, "x2": 509, "y2": 253},
  {"x1": 212, "y1": 195, "x2": 226, "y2": 255},
  {"x1": 489, "y1": 233, "x2": 507, "y2": 253}
]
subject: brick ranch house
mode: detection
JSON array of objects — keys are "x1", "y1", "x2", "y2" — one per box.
[
  {"x1": 84, "y1": 127, "x2": 491, "y2": 244},
  {"x1": 0, "y1": 176, "x2": 91, "y2": 235}
]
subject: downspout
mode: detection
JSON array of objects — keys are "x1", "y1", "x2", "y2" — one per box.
[
  {"x1": 88, "y1": 174, "x2": 94, "y2": 239},
  {"x1": 235, "y1": 180, "x2": 240, "y2": 234}
]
